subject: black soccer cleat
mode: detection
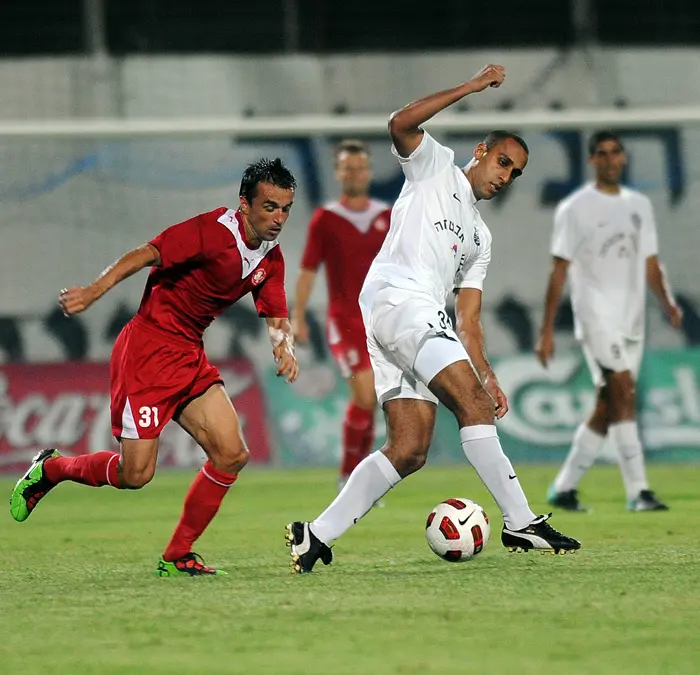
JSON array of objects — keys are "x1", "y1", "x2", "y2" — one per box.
[
  {"x1": 628, "y1": 489, "x2": 669, "y2": 512},
  {"x1": 547, "y1": 487, "x2": 589, "y2": 512},
  {"x1": 502, "y1": 513, "x2": 581, "y2": 555},
  {"x1": 285, "y1": 521, "x2": 333, "y2": 574}
]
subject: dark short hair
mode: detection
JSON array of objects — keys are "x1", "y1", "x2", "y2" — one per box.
[
  {"x1": 333, "y1": 139, "x2": 370, "y2": 166},
  {"x1": 483, "y1": 130, "x2": 529, "y2": 155},
  {"x1": 588, "y1": 130, "x2": 624, "y2": 156},
  {"x1": 239, "y1": 158, "x2": 297, "y2": 203}
]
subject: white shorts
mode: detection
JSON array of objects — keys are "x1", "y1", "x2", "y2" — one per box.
[
  {"x1": 359, "y1": 285, "x2": 470, "y2": 406},
  {"x1": 580, "y1": 330, "x2": 644, "y2": 388}
]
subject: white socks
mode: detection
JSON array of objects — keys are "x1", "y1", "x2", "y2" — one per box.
[
  {"x1": 553, "y1": 424, "x2": 606, "y2": 493},
  {"x1": 311, "y1": 451, "x2": 401, "y2": 545},
  {"x1": 609, "y1": 420, "x2": 649, "y2": 501},
  {"x1": 460, "y1": 425, "x2": 536, "y2": 531}
]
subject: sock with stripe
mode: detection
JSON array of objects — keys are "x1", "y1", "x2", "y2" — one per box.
[
  {"x1": 163, "y1": 461, "x2": 238, "y2": 561},
  {"x1": 44, "y1": 451, "x2": 121, "y2": 488}
]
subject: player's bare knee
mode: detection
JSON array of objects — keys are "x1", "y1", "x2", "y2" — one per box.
[
  {"x1": 210, "y1": 442, "x2": 249, "y2": 475},
  {"x1": 352, "y1": 391, "x2": 376, "y2": 411},
  {"x1": 120, "y1": 464, "x2": 155, "y2": 489},
  {"x1": 387, "y1": 447, "x2": 429, "y2": 477},
  {"x1": 384, "y1": 440, "x2": 430, "y2": 478},
  {"x1": 608, "y1": 375, "x2": 636, "y2": 419},
  {"x1": 449, "y1": 387, "x2": 494, "y2": 427}
]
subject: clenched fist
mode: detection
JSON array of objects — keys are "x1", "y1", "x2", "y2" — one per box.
[
  {"x1": 469, "y1": 64, "x2": 506, "y2": 93},
  {"x1": 59, "y1": 286, "x2": 97, "y2": 316}
]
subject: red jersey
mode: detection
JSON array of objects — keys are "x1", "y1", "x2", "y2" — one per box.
[
  {"x1": 300, "y1": 199, "x2": 391, "y2": 324},
  {"x1": 138, "y1": 207, "x2": 287, "y2": 342}
]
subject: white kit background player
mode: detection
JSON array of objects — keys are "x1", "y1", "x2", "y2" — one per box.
[
  {"x1": 537, "y1": 130, "x2": 682, "y2": 513},
  {"x1": 286, "y1": 64, "x2": 581, "y2": 573}
]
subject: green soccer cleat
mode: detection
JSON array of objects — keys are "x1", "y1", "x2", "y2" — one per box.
[
  {"x1": 9, "y1": 448, "x2": 60, "y2": 522},
  {"x1": 156, "y1": 552, "x2": 228, "y2": 577}
]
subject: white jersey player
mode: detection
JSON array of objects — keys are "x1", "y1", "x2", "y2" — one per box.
[
  {"x1": 286, "y1": 65, "x2": 581, "y2": 573},
  {"x1": 537, "y1": 131, "x2": 682, "y2": 512}
]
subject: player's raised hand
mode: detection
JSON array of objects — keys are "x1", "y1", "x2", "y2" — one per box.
[
  {"x1": 468, "y1": 64, "x2": 506, "y2": 93},
  {"x1": 535, "y1": 330, "x2": 555, "y2": 368},
  {"x1": 59, "y1": 286, "x2": 96, "y2": 316},
  {"x1": 273, "y1": 342, "x2": 299, "y2": 383}
]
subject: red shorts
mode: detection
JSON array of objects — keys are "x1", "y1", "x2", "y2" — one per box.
[
  {"x1": 327, "y1": 316, "x2": 371, "y2": 378},
  {"x1": 110, "y1": 317, "x2": 222, "y2": 440}
]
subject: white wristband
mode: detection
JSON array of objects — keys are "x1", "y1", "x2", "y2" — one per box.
[{"x1": 268, "y1": 326, "x2": 293, "y2": 349}]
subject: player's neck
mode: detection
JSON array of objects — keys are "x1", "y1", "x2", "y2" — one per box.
[
  {"x1": 240, "y1": 212, "x2": 263, "y2": 249},
  {"x1": 594, "y1": 180, "x2": 621, "y2": 195},
  {"x1": 340, "y1": 194, "x2": 370, "y2": 211}
]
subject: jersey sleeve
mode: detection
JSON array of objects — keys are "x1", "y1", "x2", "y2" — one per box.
[
  {"x1": 641, "y1": 197, "x2": 659, "y2": 257},
  {"x1": 550, "y1": 202, "x2": 578, "y2": 261},
  {"x1": 149, "y1": 208, "x2": 227, "y2": 268},
  {"x1": 455, "y1": 234, "x2": 491, "y2": 291},
  {"x1": 299, "y1": 209, "x2": 326, "y2": 271},
  {"x1": 391, "y1": 131, "x2": 454, "y2": 182},
  {"x1": 252, "y1": 249, "x2": 289, "y2": 318}
]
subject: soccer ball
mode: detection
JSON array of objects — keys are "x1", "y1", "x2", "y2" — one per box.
[{"x1": 425, "y1": 498, "x2": 491, "y2": 562}]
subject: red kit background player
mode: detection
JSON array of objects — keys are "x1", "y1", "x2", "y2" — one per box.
[
  {"x1": 291, "y1": 140, "x2": 391, "y2": 489},
  {"x1": 10, "y1": 158, "x2": 298, "y2": 577}
]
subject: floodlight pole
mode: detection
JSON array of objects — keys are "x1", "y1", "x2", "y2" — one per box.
[
  {"x1": 570, "y1": 0, "x2": 597, "y2": 45},
  {"x1": 83, "y1": 0, "x2": 107, "y2": 57},
  {"x1": 283, "y1": 0, "x2": 301, "y2": 52},
  {"x1": 570, "y1": 0, "x2": 620, "y2": 106}
]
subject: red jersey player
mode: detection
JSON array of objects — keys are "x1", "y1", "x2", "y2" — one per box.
[
  {"x1": 9, "y1": 158, "x2": 298, "y2": 576},
  {"x1": 291, "y1": 140, "x2": 391, "y2": 490}
]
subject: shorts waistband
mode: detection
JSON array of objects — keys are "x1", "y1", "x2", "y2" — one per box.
[{"x1": 131, "y1": 315, "x2": 204, "y2": 348}]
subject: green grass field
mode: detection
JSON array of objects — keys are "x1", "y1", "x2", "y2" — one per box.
[{"x1": 2, "y1": 463, "x2": 699, "y2": 674}]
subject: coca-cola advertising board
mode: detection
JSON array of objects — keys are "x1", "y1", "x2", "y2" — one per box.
[{"x1": 0, "y1": 359, "x2": 273, "y2": 473}]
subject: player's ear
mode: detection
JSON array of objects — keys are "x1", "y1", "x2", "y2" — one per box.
[
  {"x1": 239, "y1": 196, "x2": 250, "y2": 213},
  {"x1": 475, "y1": 143, "x2": 489, "y2": 160}
]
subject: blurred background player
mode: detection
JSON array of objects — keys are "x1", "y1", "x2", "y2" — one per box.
[
  {"x1": 286, "y1": 65, "x2": 581, "y2": 574},
  {"x1": 292, "y1": 140, "x2": 391, "y2": 491},
  {"x1": 536, "y1": 131, "x2": 683, "y2": 512},
  {"x1": 10, "y1": 158, "x2": 299, "y2": 576}
]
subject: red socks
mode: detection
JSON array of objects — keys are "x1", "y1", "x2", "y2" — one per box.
[
  {"x1": 163, "y1": 461, "x2": 237, "y2": 562},
  {"x1": 44, "y1": 451, "x2": 121, "y2": 488},
  {"x1": 340, "y1": 404, "x2": 375, "y2": 478}
]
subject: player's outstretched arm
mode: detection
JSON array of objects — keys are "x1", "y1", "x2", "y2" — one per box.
[
  {"x1": 267, "y1": 317, "x2": 299, "y2": 383},
  {"x1": 389, "y1": 64, "x2": 505, "y2": 158},
  {"x1": 455, "y1": 287, "x2": 508, "y2": 419},
  {"x1": 646, "y1": 255, "x2": 683, "y2": 328},
  {"x1": 59, "y1": 243, "x2": 160, "y2": 316},
  {"x1": 535, "y1": 256, "x2": 569, "y2": 367}
]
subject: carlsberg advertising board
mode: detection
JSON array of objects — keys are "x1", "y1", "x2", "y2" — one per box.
[{"x1": 265, "y1": 348, "x2": 700, "y2": 466}]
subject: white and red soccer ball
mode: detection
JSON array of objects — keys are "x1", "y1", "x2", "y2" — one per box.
[{"x1": 425, "y1": 498, "x2": 491, "y2": 562}]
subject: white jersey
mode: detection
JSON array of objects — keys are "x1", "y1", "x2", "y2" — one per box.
[
  {"x1": 551, "y1": 182, "x2": 659, "y2": 340},
  {"x1": 362, "y1": 131, "x2": 492, "y2": 306}
]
